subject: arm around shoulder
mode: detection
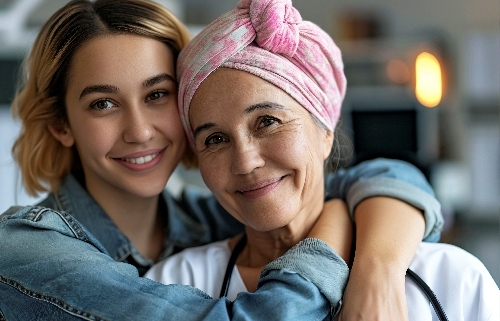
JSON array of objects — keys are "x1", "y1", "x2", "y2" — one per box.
[
  {"x1": 0, "y1": 206, "x2": 339, "y2": 321},
  {"x1": 324, "y1": 158, "x2": 443, "y2": 241},
  {"x1": 323, "y1": 158, "x2": 444, "y2": 320}
]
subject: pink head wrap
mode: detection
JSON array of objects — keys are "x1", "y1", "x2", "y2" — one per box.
[{"x1": 177, "y1": 0, "x2": 347, "y2": 151}]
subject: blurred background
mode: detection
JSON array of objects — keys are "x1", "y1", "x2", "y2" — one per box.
[{"x1": 0, "y1": 0, "x2": 498, "y2": 283}]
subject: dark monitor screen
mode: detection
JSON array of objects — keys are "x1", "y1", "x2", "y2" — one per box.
[{"x1": 351, "y1": 109, "x2": 418, "y2": 162}]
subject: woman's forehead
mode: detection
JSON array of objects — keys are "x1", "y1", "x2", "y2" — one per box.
[
  {"x1": 67, "y1": 34, "x2": 175, "y2": 93},
  {"x1": 190, "y1": 68, "x2": 297, "y2": 113}
]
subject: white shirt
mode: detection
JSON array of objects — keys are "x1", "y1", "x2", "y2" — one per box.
[{"x1": 146, "y1": 241, "x2": 500, "y2": 321}]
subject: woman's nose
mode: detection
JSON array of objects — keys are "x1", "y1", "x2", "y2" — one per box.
[
  {"x1": 231, "y1": 139, "x2": 265, "y2": 175},
  {"x1": 122, "y1": 107, "x2": 156, "y2": 143}
]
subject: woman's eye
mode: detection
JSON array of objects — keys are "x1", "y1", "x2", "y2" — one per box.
[
  {"x1": 90, "y1": 99, "x2": 115, "y2": 111},
  {"x1": 147, "y1": 90, "x2": 167, "y2": 102},
  {"x1": 258, "y1": 115, "x2": 279, "y2": 128},
  {"x1": 205, "y1": 134, "x2": 227, "y2": 146}
]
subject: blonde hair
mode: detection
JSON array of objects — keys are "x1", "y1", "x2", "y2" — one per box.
[{"x1": 12, "y1": 0, "x2": 192, "y2": 196}]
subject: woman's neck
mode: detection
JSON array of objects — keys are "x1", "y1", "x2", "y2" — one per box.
[
  {"x1": 233, "y1": 199, "x2": 324, "y2": 291},
  {"x1": 86, "y1": 180, "x2": 164, "y2": 262}
]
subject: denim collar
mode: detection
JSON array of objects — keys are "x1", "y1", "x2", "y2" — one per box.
[{"x1": 48, "y1": 173, "x2": 207, "y2": 274}]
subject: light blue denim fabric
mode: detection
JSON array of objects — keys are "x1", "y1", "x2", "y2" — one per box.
[
  {"x1": 0, "y1": 158, "x2": 442, "y2": 319},
  {"x1": 37, "y1": 173, "x2": 244, "y2": 276},
  {"x1": 0, "y1": 206, "x2": 342, "y2": 320}
]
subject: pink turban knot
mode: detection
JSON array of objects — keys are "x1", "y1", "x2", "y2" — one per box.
[{"x1": 177, "y1": 0, "x2": 347, "y2": 151}]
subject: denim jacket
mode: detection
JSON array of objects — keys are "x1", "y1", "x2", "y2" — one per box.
[
  {"x1": 36, "y1": 172, "x2": 245, "y2": 276},
  {"x1": 0, "y1": 158, "x2": 442, "y2": 320}
]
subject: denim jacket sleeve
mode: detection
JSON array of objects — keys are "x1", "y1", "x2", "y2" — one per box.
[
  {"x1": 0, "y1": 206, "x2": 346, "y2": 321},
  {"x1": 324, "y1": 158, "x2": 443, "y2": 242}
]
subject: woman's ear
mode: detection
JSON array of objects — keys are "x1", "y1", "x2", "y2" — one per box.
[
  {"x1": 48, "y1": 124, "x2": 75, "y2": 148},
  {"x1": 322, "y1": 129, "x2": 334, "y2": 160}
]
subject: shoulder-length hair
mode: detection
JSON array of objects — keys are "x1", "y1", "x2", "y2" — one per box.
[{"x1": 12, "y1": 0, "x2": 192, "y2": 196}]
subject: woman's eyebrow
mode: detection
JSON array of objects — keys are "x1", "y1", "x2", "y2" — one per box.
[
  {"x1": 143, "y1": 73, "x2": 175, "y2": 88},
  {"x1": 79, "y1": 84, "x2": 119, "y2": 101},
  {"x1": 244, "y1": 101, "x2": 286, "y2": 114},
  {"x1": 193, "y1": 123, "x2": 216, "y2": 140},
  {"x1": 78, "y1": 73, "x2": 175, "y2": 101}
]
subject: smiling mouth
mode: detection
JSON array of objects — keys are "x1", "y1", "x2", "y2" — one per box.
[
  {"x1": 236, "y1": 176, "x2": 286, "y2": 199},
  {"x1": 121, "y1": 153, "x2": 159, "y2": 164}
]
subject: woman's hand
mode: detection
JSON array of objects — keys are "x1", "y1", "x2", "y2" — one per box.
[
  {"x1": 338, "y1": 196, "x2": 425, "y2": 321},
  {"x1": 308, "y1": 198, "x2": 354, "y2": 265}
]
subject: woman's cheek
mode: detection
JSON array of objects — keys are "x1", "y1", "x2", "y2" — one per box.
[{"x1": 199, "y1": 157, "x2": 222, "y2": 191}]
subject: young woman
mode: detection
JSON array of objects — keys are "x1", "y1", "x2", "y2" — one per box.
[
  {"x1": 1, "y1": 0, "x2": 444, "y2": 319},
  {"x1": 146, "y1": 1, "x2": 499, "y2": 320}
]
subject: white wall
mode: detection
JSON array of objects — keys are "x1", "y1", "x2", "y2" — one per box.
[{"x1": 0, "y1": 107, "x2": 45, "y2": 214}]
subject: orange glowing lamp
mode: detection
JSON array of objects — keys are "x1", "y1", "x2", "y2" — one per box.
[{"x1": 415, "y1": 52, "x2": 442, "y2": 108}]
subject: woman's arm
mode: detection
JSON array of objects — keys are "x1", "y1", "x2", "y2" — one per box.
[
  {"x1": 309, "y1": 197, "x2": 425, "y2": 321},
  {"x1": 0, "y1": 205, "x2": 344, "y2": 320},
  {"x1": 308, "y1": 198, "x2": 354, "y2": 265},
  {"x1": 339, "y1": 197, "x2": 425, "y2": 321},
  {"x1": 324, "y1": 158, "x2": 443, "y2": 241},
  {"x1": 320, "y1": 158, "x2": 443, "y2": 320}
]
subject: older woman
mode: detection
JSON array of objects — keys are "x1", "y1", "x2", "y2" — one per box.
[{"x1": 146, "y1": 0, "x2": 499, "y2": 320}]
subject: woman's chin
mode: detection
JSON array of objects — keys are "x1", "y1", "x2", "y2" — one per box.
[{"x1": 245, "y1": 216, "x2": 295, "y2": 233}]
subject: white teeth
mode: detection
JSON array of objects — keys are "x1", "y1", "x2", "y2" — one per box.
[{"x1": 122, "y1": 153, "x2": 158, "y2": 164}]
